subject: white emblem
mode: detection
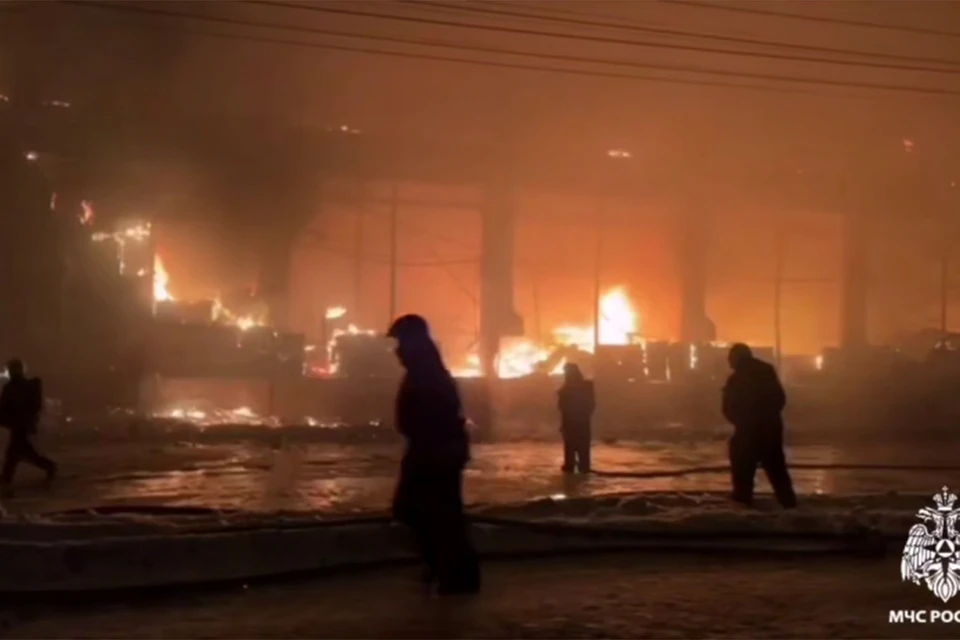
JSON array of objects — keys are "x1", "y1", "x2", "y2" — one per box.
[{"x1": 902, "y1": 486, "x2": 960, "y2": 603}]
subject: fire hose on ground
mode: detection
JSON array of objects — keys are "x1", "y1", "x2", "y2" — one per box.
[
  {"x1": 0, "y1": 462, "x2": 949, "y2": 601},
  {"x1": 589, "y1": 461, "x2": 960, "y2": 479}
]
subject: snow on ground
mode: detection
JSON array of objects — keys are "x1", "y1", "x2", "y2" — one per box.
[
  {"x1": 0, "y1": 488, "x2": 936, "y2": 594},
  {"x1": 0, "y1": 420, "x2": 950, "y2": 635},
  {"x1": 475, "y1": 490, "x2": 931, "y2": 538},
  {"x1": 6, "y1": 553, "x2": 956, "y2": 639},
  {"x1": 3, "y1": 422, "x2": 957, "y2": 515},
  {"x1": 0, "y1": 489, "x2": 936, "y2": 540},
  {"x1": 0, "y1": 419, "x2": 952, "y2": 593}
]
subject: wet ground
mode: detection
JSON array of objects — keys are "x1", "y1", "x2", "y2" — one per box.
[
  {"x1": 1, "y1": 423, "x2": 956, "y2": 639},
  {"x1": 3, "y1": 422, "x2": 957, "y2": 515},
  {"x1": 7, "y1": 553, "x2": 955, "y2": 639}
]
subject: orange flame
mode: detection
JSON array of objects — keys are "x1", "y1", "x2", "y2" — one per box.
[
  {"x1": 451, "y1": 286, "x2": 641, "y2": 378},
  {"x1": 153, "y1": 254, "x2": 174, "y2": 302}
]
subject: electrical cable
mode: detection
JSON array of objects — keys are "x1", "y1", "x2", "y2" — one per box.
[
  {"x1": 68, "y1": 1, "x2": 960, "y2": 98},
  {"x1": 61, "y1": 1, "x2": 844, "y2": 99},
  {"x1": 407, "y1": 0, "x2": 960, "y2": 72},
  {"x1": 486, "y1": 0, "x2": 677, "y2": 25},
  {"x1": 245, "y1": 1, "x2": 960, "y2": 96},
  {"x1": 666, "y1": 0, "x2": 960, "y2": 40}
]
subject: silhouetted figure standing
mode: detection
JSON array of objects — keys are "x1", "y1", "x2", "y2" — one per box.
[
  {"x1": 388, "y1": 315, "x2": 480, "y2": 596},
  {"x1": 558, "y1": 363, "x2": 595, "y2": 474},
  {"x1": 0, "y1": 359, "x2": 56, "y2": 492},
  {"x1": 722, "y1": 344, "x2": 796, "y2": 508}
]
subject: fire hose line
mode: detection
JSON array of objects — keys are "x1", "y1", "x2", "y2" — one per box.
[
  {"x1": 16, "y1": 474, "x2": 918, "y2": 602},
  {"x1": 590, "y1": 462, "x2": 960, "y2": 480},
  {"x1": 4, "y1": 530, "x2": 878, "y2": 606},
  {"x1": 33, "y1": 462, "x2": 946, "y2": 574},
  {"x1": 6, "y1": 514, "x2": 887, "y2": 603},
  {"x1": 49, "y1": 508, "x2": 883, "y2": 544},
  {"x1": 52, "y1": 461, "x2": 959, "y2": 530}
]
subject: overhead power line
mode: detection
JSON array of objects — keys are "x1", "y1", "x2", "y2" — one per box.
[
  {"x1": 489, "y1": 0, "x2": 670, "y2": 24},
  {"x1": 60, "y1": 1, "x2": 856, "y2": 99},
  {"x1": 666, "y1": 0, "x2": 960, "y2": 40},
  {"x1": 65, "y1": 1, "x2": 960, "y2": 99},
  {"x1": 406, "y1": 0, "x2": 960, "y2": 72},
  {"x1": 246, "y1": 1, "x2": 960, "y2": 97},
  {"x1": 62, "y1": 4, "x2": 832, "y2": 98}
]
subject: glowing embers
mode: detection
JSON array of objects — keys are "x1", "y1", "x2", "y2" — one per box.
[
  {"x1": 151, "y1": 404, "x2": 279, "y2": 428},
  {"x1": 451, "y1": 286, "x2": 642, "y2": 379}
]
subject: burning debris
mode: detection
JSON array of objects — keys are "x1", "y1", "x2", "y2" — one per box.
[
  {"x1": 91, "y1": 220, "x2": 269, "y2": 331},
  {"x1": 91, "y1": 220, "x2": 153, "y2": 278},
  {"x1": 298, "y1": 304, "x2": 384, "y2": 377},
  {"x1": 315, "y1": 307, "x2": 383, "y2": 377},
  {"x1": 91, "y1": 221, "x2": 792, "y2": 384},
  {"x1": 151, "y1": 404, "x2": 278, "y2": 427},
  {"x1": 211, "y1": 295, "x2": 268, "y2": 332},
  {"x1": 150, "y1": 404, "x2": 346, "y2": 429},
  {"x1": 309, "y1": 289, "x2": 710, "y2": 382},
  {"x1": 155, "y1": 253, "x2": 267, "y2": 330},
  {"x1": 452, "y1": 286, "x2": 641, "y2": 379}
]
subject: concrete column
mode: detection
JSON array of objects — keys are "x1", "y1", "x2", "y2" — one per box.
[
  {"x1": 677, "y1": 202, "x2": 714, "y2": 343},
  {"x1": 478, "y1": 178, "x2": 522, "y2": 378},
  {"x1": 839, "y1": 209, "x2": 869, "y2": 347},
  {"x1": 258, "y1": 236, "x2": 295, "y2": 330},
  {"x1": 255, "y1": 173, "x2": 321, "y2": 331},
  {"x1": 476, "y1": 178, "x2": 521, "y2": 440}
]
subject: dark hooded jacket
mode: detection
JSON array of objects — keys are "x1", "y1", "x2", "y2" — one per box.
[
  {"x1": 558, "y1": 368, "x2": 595, "y2": 432},
  {"x1": 0, "y1": 376, "x2": 42, "y2": 433},
  {"x1": 395, "y1": 336, "x2": 470, "y2": 470},
  {"x1": 721, "y1": 356, "x2": 786, "y2": 437}
]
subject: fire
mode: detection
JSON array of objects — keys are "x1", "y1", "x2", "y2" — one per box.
[
  {"x1": 153, "y1": 254, "x2": 175, "y2": 302},
  {"x1": 89, "y1": 221, "x2": 267, "y2": 331},
  {"x1": 152, "y1": 404, "x2": 280, "y2": 428},
  {"x1": 152, "y1": 252, "x2": 267, "y2": 331},
  {"x1": 307, "y1": 305, "x2": 379, "y2": 375},
  {"x1": 79, "y1": 200, "x2": 95, "y2": 225},
  {"x1": 235, "y1": 316, "x2": 259, "y2": 331},
  {"x1": 597, "y1": 286, "x2": 637, "y2": 346},
  {"x1": 325, "y1": 306, "x2": 347, "y2": 320},
  {"x1": 91, "y1": 220, "x2": 152, "y2": 275},
  {"x1": 495, "y1": 338, "x2": 552, "y2": 378},
  {"x1": 326, "y1": 322, "x2": 377, "y2": 374},
  {"x1": 452, "y1": 286, "x2": 641, "y2": 379},
  {"x1": 210, "y1": 296, "x2": 268, "y2": 331}
]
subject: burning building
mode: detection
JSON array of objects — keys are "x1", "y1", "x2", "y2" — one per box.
[{"x1": 85, "y1": 219, "x2": 307, "y2": 400}]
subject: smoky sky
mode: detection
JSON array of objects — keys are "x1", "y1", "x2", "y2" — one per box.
[
  {"x1": 5, "y1": 1, "x2": 960, "y2": 169},
  {"x1": 5, "y1": 1, "x2": 960, "y2": 357}
]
